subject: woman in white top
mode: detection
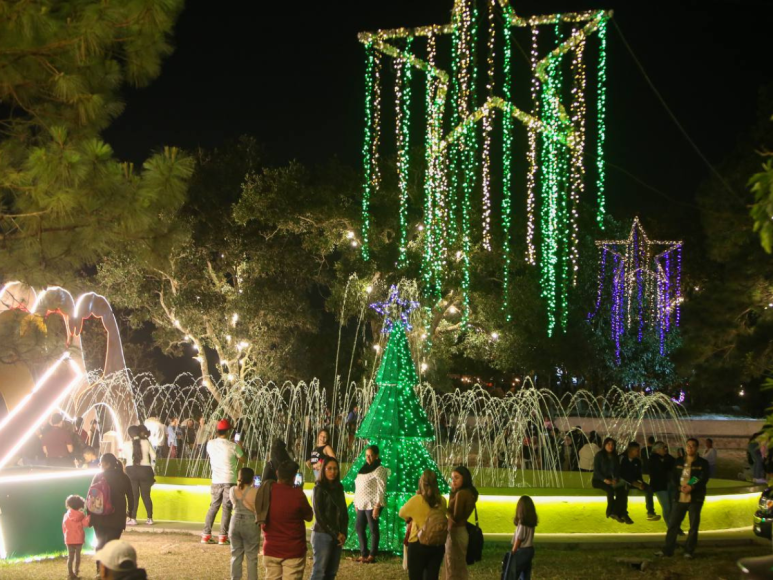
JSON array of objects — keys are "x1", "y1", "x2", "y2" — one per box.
[
  {"x1": 353, "y1": 445, "x2": 387, "y2": 563},
  {"x1": 506, "y1": 495, "x2": 538, "y2": 580},
  {"x1": 122, "y1": 425, "x2": 157, "y2": 526}
]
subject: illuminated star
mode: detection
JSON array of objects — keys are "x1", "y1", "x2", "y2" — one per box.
[{"x1": 370, "y1": 285, "x2": 420, "y2": 333}]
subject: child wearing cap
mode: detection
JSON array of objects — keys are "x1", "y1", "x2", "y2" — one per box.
[
  {"x1": 95, "y1": 539, "x2": 148, "y2": 580},
  {"x1": 201, "y1": 418, "x2": 245, "y2": 545},
  {"x1": 63, "y1": 495, "x2": 90, "y2": 579}
]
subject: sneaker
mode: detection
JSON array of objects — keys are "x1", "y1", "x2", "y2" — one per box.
[
  {"x1": 126, "y1": 518, "x2": 137, "y2": 526},
  {"x1": 623, "y1": 516, "x2": 634, "y2": 525},
  {"x1": 146, "y1": 518, "x2": 154, "y2": 526},
  {"x1": 201, "y1": 534, "x2": 215, "y2": 544},
  {"x1": 647, "y1": 513, "x2": 661, "y2": 521},
  {"x1": 218, "y1": 535, "x2": 230, "y2": 545},
  {"x1": 683, "y1": 552, "x2": 694, "y2": 560},
  {"x1": 609, "y1": 514, "x2": 623, "y2": 522}
]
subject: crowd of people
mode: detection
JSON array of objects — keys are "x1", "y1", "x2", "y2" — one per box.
[{"x1": 46, "y1": 408, "x2": 735, "y2": 579}]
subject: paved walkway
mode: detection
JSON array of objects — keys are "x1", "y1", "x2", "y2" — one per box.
[{"x1": 124, "y1": 521, "x2": 768, "y2": 548}]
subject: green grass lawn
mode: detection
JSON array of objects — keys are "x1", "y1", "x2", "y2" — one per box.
[{"x1": 1, "y1": 531, "x2": 769, "y2": 580}]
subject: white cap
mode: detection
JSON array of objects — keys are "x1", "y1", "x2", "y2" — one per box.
[{"x1": 95, "y1": 540, "x2": 137, "y2": 571}]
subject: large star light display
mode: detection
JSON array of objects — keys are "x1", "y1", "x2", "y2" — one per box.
[
  {"x1": 358, "y1": 0, "x2": 611, "y2": 335},
  {"x1": 370, "y1": 285, "x2": 420, "y2": 333},
  {"x1": 589, "y1": 217, "x2": 683, "y2": 362}
]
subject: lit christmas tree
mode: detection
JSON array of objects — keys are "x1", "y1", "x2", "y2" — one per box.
[{"x1": 342, "y1": 321, "x2": 448, "y2": 553}]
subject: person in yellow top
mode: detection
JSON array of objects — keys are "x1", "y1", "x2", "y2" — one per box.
[{"x1": 399, "y1": 470, "x2": 448, "y2": 580}]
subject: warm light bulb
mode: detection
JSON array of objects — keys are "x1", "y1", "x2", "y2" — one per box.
[
  {"x1": 346, "y1": 231, "x2": 355, "y2": 239},
  {"x1": 373, "y1": 344, "x2": 381, "y2": 352},
  {"x1": 491, "y1": 332, "x2": 499, "y2": 340},
  {"x1": 366, "y1": 285, "x2": 373, "y2": 294},
  {"x1": 448, "y1": 305, "x2": 457, "y2": 314}
]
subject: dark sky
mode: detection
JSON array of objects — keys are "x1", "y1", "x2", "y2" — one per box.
[{"x1": 104, "y1": 0, "x2": 773, "y2": 228}]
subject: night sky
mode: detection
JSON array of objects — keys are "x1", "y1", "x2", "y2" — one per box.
[{"x1": 104, "y1": 0, "x2": 773, "y2": 229}]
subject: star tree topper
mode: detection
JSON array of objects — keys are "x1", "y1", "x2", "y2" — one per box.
[{"x1": 370, "y1": 285, "x2": 420, "y2": 333}]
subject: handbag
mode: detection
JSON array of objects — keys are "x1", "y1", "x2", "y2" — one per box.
[
  {"x1": 465, "y1": 506, "x2": 484, "y2": 565},
  {"x1": 501, "y1": 551, "x2": 514, "y2": 580}
]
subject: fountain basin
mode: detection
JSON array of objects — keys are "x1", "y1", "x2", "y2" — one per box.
[{"x1": 142, "y1": 474, "x2": 761, "y2": 535}]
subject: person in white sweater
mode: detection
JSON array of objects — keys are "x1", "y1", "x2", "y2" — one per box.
[{"x1": 353, "y1": 445, "x2": 387, "y2": 564}]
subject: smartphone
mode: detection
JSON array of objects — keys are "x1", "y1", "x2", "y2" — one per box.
[
  {"x1": 234, "y1": 432, "x2": 241, "y2": 443},
  {"x1": 294, "y1": 472, "x2": 303, "y2": 488},
  {"x1": 253, "y1": 475, "x2": 262, "y2": 487}
]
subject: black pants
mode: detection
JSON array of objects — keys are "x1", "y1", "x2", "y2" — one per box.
[
  {"x1": 592, "y1": 479, "x2": 625, "y2": 517},
  {"x1": 407, "y1": 541, "x2": 445, "y2": 580},
  {"x1": 126, "y1": 465, "x2": 155, "y2": 519},
  {"x1": 356, "y1": 509, "x2": 380, "y2": 557},
  {"x1": 93, "y1": 526, "x2": 123, "y2": 573},
  {"x1": 664, "y1": 500, "x2": 703, "y2": 556}
]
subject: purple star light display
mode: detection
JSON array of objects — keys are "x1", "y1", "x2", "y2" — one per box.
[
  {"x1": 370, "y1": 285, "x2": 420, "y2": 333},
  {"x1": 590, "y1": 217, "x2": 683, "y2": 362}
]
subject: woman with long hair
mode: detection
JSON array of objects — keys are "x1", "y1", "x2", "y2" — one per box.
[
  {"x1": 311, "y1": 457, "x2": 348, "y2": 580},
  {"x1": 262, "y1": 438, "x2": 292, "y2": 482},
  {"x1": 505, "y1": 496, "x2": 538, "y2": 580},
  {"x1": 229, "y1": 466, "x2": 260, "y2": 580},
  {"x1": 444, "y1": 466, "x2": 479, "y2": 579},
  {"x1": 89, "y1": 453, "x2": 134, "y2": 573},
  {"x1": 307, "y1": 429, "x2": 335, "y2": 481},
  {"x1": 353, "y1": 445, "x2": 387, "y2": 564},
  {"x1": 121, "y1": 425, "x2": 156, "y2": 526},
  {"x1": 399, "y1": 470, "x2": 448, "y2": 580},
  {"x1": 592, "y1": 437, "x2": 623, "y2": 521}
]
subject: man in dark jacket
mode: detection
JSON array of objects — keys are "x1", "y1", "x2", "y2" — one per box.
[
  {"x1": 649, "y1": 441, "x2": 677, "y2": 529},
  {"x1": 619, "y1": 442, "x2": 661, "y2": 524},
  {"x1": 658, "y1": 438, "x2": 711, "y2": 559}
]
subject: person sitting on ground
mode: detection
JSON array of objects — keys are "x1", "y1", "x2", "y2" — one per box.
[
  {"x1": 702, "y1": 438, "x2": 717, "y2": 478},
  {"x1": 658, "y1": 438, "x2": 710, "y2": 560},
  {"x1": 95, "y1": 539, "x2": 148, "y2": 580},
  {"x1": 618, "y1": 441, "x2": 660, "y2": 524},
  {"x1": 262, "y1": 460, "x2": 314, "y2": 579},
  {"x1": 592, "y1": 437, "x2": 624, "y2": 521},
  {"x1": 262, "y1": 438, "x2": 292, "y2": 483},
  {"x1": 578, "y1": 432, "x2": 600, "y2": 472}
]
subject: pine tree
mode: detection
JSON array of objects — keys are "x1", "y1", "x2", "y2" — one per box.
[
  {"x1": 342, "y1": 321, "x2": 449, "y2": 553},
  {"x1": 0, "y1": 0, "x2": 193, "y2": 285}
]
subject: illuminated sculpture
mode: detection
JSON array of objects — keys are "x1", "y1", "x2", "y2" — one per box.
[
  {"x1": 358, "y1": 0, "x2": 611, "y2": 334},
  {"x1": 589, "y1": 217, "x2": 683, "y2": 361}
]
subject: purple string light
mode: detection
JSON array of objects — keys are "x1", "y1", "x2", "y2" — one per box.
[{"x1": 370, "y1": 285, "x2": 420, "y2": 333}]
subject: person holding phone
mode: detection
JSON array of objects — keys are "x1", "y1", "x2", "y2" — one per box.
[
  {"x1": 201, "y1": 419, "x2": 245, "y2": 546},
  {"x1": 311, "y1": 457, "x2": 348, "y2": 580}
]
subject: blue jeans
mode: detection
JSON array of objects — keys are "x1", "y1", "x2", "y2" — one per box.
[
  {"x1": 230, "y1": 514, "x2": 260, "y2": 580},
  {"x1": 655, "y1": 490, "x2": 672, "y2": 525},
  {"x1": 311, "y1": 531, "x2": 342, "y2": 580},
  {"x1": 203, "y1": 483, "x2": 234, "y2": 536}
]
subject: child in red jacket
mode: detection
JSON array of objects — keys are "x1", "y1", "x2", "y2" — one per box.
[{"x1": 62, "y1": 495, "x2": 90, "y2": 579}]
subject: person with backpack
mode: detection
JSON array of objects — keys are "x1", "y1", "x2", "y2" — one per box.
[
  {"x1": 311, "y1": 457, "x2": 348, "y2": 580},
  {"x1": 353, "y1": 445, "x2": 387, "y2": 564},
  {"x1": 229, "y1": 466, "x2": 261, "y2": 580},
  {"x1": 504, "y1": 496, "x2": 538, "y2": 580},
  {"x1": 121, "y1": 425, "x2": 156, "y2": 526},
  {"x1": 444, "y1": 465, "x2": 479, "y2": 580},
  {"x1": 88, "y1": 453, "x2": 134, "y2": 569},
  {"x1": 399, "y1": 470, "x2": 448, "y2": 580}
]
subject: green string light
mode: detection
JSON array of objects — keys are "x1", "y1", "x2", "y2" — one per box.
[
  {"x1": 361, "y1": 45, "x2": 381, "y2": 261},
  {"x1": 396, "y1": 39, "x2": 414, "y2": 267},
  {"x1": 501, "y1": 19, "x2": 514, "y2": 320},
  {"x1": 596, "y1": 17, "x2": 608, "y2": 229}
]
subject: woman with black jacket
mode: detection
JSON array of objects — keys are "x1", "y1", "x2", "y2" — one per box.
[
  {"x1": 89, "y1": 453, "x2": 134, "y2": 571},
  {"x1": 311, "y1": 457, "x2": 348, "y2": 580},
  {"x1": 591, "y1": 437, "x2": 624, "y2": 521}
]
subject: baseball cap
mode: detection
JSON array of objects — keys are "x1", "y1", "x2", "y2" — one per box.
[
  {"x1": 95, "y1": 540, "x2": 137, "y2": 571},
  {"x1": 217, "y1": 419, "x2": 232, "y2": 431}
]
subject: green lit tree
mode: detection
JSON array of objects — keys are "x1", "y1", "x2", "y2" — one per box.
[{"x1": 342, "y1": 321, "x2": 449, "y2": 554}]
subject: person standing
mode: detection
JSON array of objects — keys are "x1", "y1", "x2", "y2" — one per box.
[
  {"x1": 703, "y1": 438, "x2": 717, "y2": 478},
  {"x1": 88, "y1": 454, "x2": 134, "y2": 555},
  {"x1": 195, "y1": 417, "x2": 210, "y2": 459},
  {"x1": 88, "y1": 419, "x2": 101, "y2": 452},
  {"x1": 505, "y1": 496, "x2": 538, "y2": 580},
  {"x1": 121, "y1": 425, "x2": 157, "y2": 526},
  {"x1": 62, "y1": 494, "x2": 90, "y2": 580},
  {"x1": 658, "y1": 438, "x2": 710, "y2": 559},
  {"x1": 353, "y1": 445, "x2": 387, "y2": 564},
  {"x1": 262, "y1": 439, "x2": 293, "y2": 483},
  {"x1": 166, "y1": 417, "x2": 179, "y2": 459},
  {"x1": 74, "y1": 417, "x2": 89, "y2": 446},
  {"x1": 444, "y1": 466, "x2": 478, "y2": 580},
  {"x1": 649, "y1": 441, "x2": 678, "y2": 530},
  {"x1": 262, "y1": 460, "x2": 314, "y2": 580},
  {"x1": 311, "y1": 457, "x2": 348, "y2": 580},
  {"x1": 399, "y1": 470, "x2": 448, "y2": 580},
  {"x1": 202, "y1": 419, "x2": 245, "y2": 545},
  {"x1": 307, "y1": 429, "x2": 335, "y2": 481},
  {"x1": 229, "y1": 467, "x2": 261, "y2": 580},
  {"x1": 748, "y1": 433, "x2": 767, "y2": 484},
  {"x1": 592, "y1": 437, "x2": 623, "y2": 521},
  {"x1": 41, "y1": 412, "x2": 74, "y2": 467}
]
